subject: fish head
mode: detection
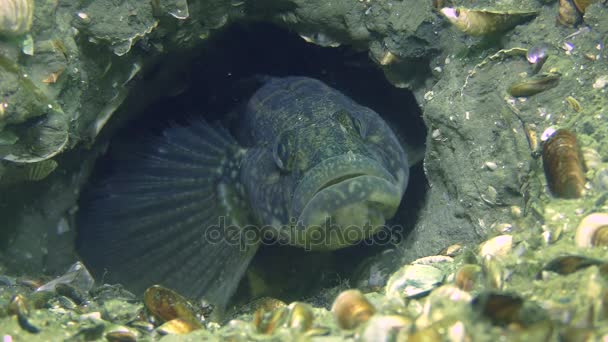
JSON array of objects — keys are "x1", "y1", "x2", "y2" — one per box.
[{"x1": 241, "y1": 107, "x2": 408, "y2": 251}]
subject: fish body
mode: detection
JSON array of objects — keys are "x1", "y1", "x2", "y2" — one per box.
[{"x1": 76, "y1": 76, "x2": 409, "y2": 306}]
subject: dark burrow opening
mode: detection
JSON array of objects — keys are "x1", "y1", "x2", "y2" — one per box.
[{"x1": 83, "y1": 22, "x2": 428, "y2": 306}]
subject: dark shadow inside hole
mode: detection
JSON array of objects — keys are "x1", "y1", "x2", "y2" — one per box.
[{"x1": 86, "y1": 21, "x2": 428, "y2": 304}]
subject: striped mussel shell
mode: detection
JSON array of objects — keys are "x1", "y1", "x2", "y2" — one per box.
[
  {"x1": 542, "y1": 129, "x2": 586, "y2": 199},
  {"x1": 0, "y1": 0, "x2": 34, "y2": 36}
]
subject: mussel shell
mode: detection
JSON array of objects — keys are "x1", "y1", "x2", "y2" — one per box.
[
  {"x1": 472, "y1": 292, "x2": 524, "y2": 326},
  {"x1": 360, "y1": 315, "x2": 412, "y2": 341},
  {"x1": 542, "y1": 129, "x2": 585, "y2": 199},
  {"x1": 573, "y1": 0, "x2": 599, "y2": 13},
  {"x1": 105, "y1": 329, "x2": 138, "y2": 342},
  {"x1": 508, "y1": 73, "x2": 560, "y2": 97},
  {"x1": 575, "y1": 213, "x2": 608, "y2": 247},
  {"x1": 331, "y1": 289, "x2": 376, "y2": 330},
  {"x1": 287, "y1": 302, "x2": 314, "y2": 332},
  {"x1": 0, "y1": 0, "x2": 34, "y2": 36},
  {"x1": 143, "y1": 285, "x2": 202, "y2": 328},
  {"x1": 440, "y1": 8, "x2": 538, "y2": 36},
  {"x1": 454, "y1": 264, "x2": 483, "y2": 291},
  {"x1": 157, "y1": 318, "x2": 200, "y2": 335},
  {"x1": 253, "y1": 305, "x2": 288, "y2": 334},
  {"x1": 540, "y1": 255, "x2": 605, "y2": 276},
  {"x1": 558, "y1": 0, "x2": 582, "y2": 26}
]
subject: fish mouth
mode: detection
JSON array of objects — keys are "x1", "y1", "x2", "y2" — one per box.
[{"x1": 289, "y1": 153, "x2": 405, "y2": 251}]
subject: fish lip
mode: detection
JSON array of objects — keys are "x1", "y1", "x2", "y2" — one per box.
[
  {"x1": 312, "y1": 173, "x2": 366, "y2": 196},
  {"x1": 292, "y1": 174, "x2": 403, "y2": 250},
  {"x1": 290, "y1": 153, "x2": 401, "y2": 220}
]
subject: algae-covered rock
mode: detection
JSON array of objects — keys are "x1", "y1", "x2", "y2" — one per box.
[
  {"x1": 0, "y1": 55, "x2": 68, "y2": 164},
  {"x1": 74, "y1": 0, "x2": 159, "y2": 56}
]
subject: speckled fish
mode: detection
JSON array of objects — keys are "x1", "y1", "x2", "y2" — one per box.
[{"x1": 76, "y1": 76, "x2": 409, "y2": 307}]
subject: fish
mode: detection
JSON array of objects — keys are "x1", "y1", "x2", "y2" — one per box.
[{"x1": 75, "y1": 76, "x2": 410, "y2": 308}]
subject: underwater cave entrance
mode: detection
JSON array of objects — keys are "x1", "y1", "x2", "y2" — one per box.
[{"x1": 91, "y1": 21, "x2": 428, "y2": 304}]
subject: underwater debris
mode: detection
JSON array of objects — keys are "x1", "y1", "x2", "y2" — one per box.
[{"x1": 36, "y1": 261, "x2": 94, "y2": 293}]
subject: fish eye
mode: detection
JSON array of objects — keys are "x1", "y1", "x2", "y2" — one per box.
[
  {"x1": 334, "y1": 110, "x2": 352, "y2": 128},
  {"x1": 273, "y1": 131, "x2": 295, "y2": 171},
  {"x1": 333, "y1": 110, "x2": 366, "y2": 138},
  {"x1": 352, "y1": 117, "x2": 366, "y2": 138}
]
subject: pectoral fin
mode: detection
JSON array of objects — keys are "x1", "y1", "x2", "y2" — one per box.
[{"x1": 76, "y1": 119, "x2": 258, "y2": 307}]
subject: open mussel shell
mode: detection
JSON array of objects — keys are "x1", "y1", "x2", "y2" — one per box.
[
  {"x1": 541, "y1": 129, "x2": 586, "y2": 199},
  {"x1": 331, "y1": 289, "x2": 376, "y2": 330},
  {"x1": 575, "y1": 213, "x2": 608, "y2": 248},
  {"x1": 439, "y1": 8, "x2": 538, "y2": 36},
  {"x1": 0, "y1": 0, "x2": 34, "y2": 36},
  {"x1": 386, "y1": 264, "x2": 444, "y2": 300}
]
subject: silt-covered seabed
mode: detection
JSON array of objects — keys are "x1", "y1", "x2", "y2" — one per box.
[{"x1": 1, "y1": 0, "x2": 608, "y2": 340}]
